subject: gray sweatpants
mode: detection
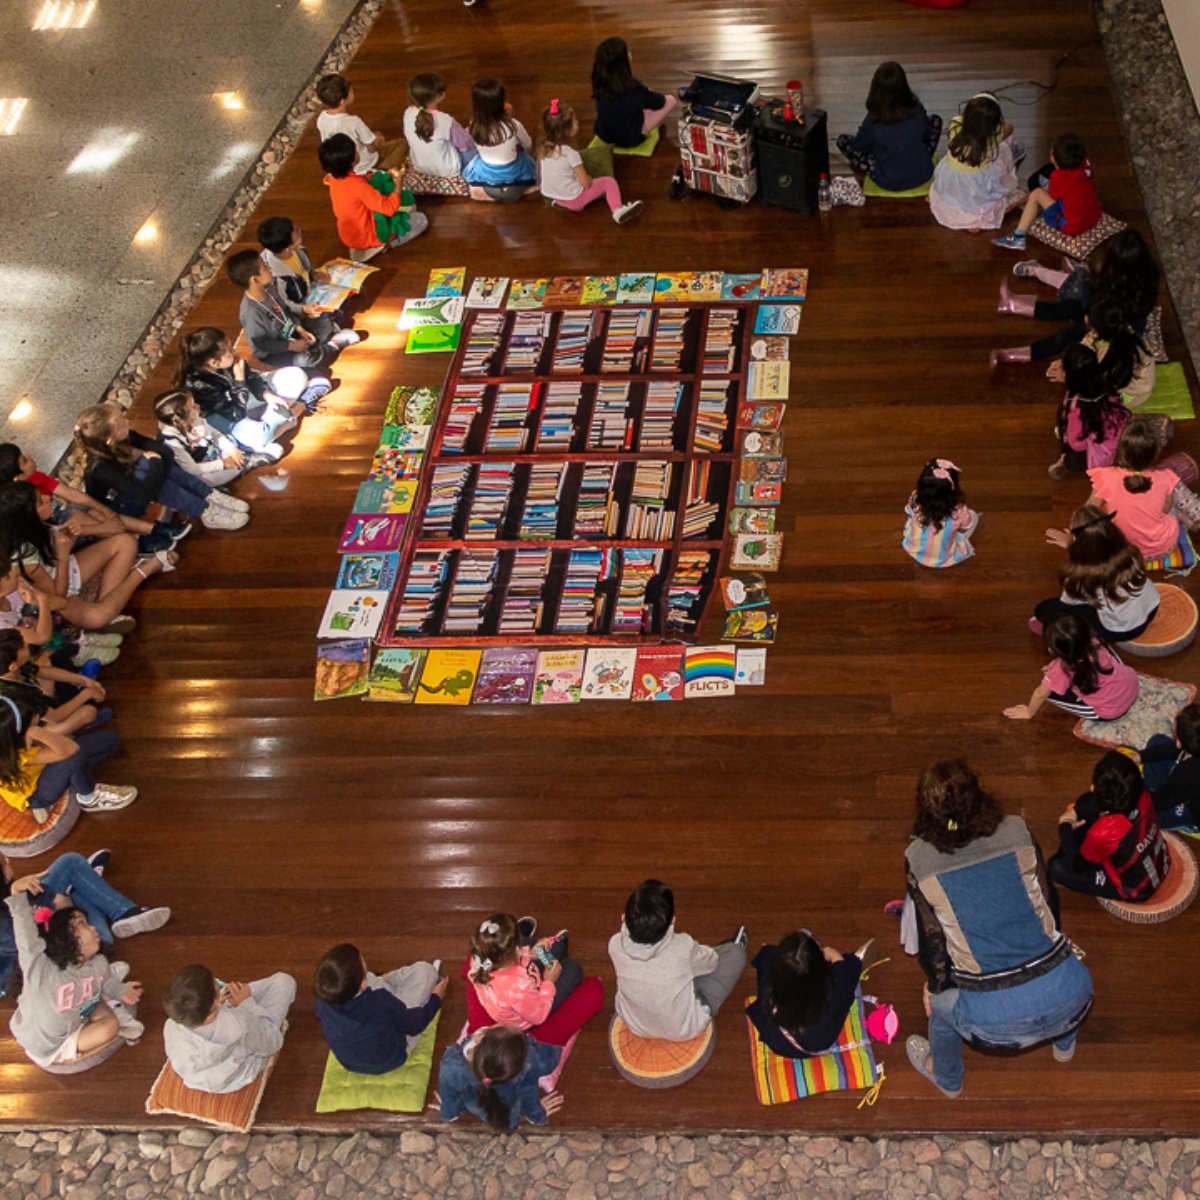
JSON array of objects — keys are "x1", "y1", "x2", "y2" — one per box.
[{"x1": 693, "y1": 942, "x2": 747, "y2": 1017}]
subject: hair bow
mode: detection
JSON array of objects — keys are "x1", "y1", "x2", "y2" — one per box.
[
  {"x1": 33, "y1": 906, "x2": 54, "y2": 927},
  {"x1": 471, "y1": 955, "x2": 493, "y2": 974},
  {"x1": 479, "y1": 919, "x2": 499, "y2": 936},
  {"x1": 481, "y1": 1076, "x2": 493, "y2": 1085},
  {"x1": 930, "y1": 458, "x2": 959, "y2": 482},
  {"x1": 549, "y1": 98, "x2": 560, "y2": 115}
]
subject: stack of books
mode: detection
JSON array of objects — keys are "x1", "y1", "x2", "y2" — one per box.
[
  {"x1": 625, "y1": 461, "x2": 675, "y2": 541},
  {"x1": 649, "y1": 308, "x2": 689, "y2": 372},
  {"x1": 612, "y1": 548, "x2": 663, "y2": 632},
  {"x1": 555, "y1": 548, "x2": 606, "y2": 633},
  {"x1": 702, "y1": 308, "x2": 740, "y2": 373},
  {"x1": 693, "y1": 380, "x2": 731, "y2": 452},
  {"x1": 441, "y1": 384, "x2": 485, "y2": 454},
  {"x1": 601, "y1": 309, "x2": 651, "y2": 373},
  {"x1": 393, "y1": 548, "x2": 451, "y2": 634},
  {"x1": 553, "y1": 310, "x2": 599, "y2": 373},
  {"x1": 640, "y1": 382, "x2": 683, "y2": 449},
  {"x1": 462, "y1": 314, "x2": 506, "y2": 376},
  {"x1": 504, "y1": 311, "x2": 550, "y2": 373},
  {"x1": 423, "y1": 464, "x2": 471, "y2": 538},
  {"x1": 498, "y1": 547, "x2": 550, "y2": 633},
  {"x1": 486, "y1": 383, "x2": 535, "y2": 453},
  {"x1": 589, "y1": 382, "x2": 632, "y2": 449},
  {"x1": 443, "y1": 550, "x2": 498, "y2": 633},
  {"x1": 574, "y1": 463, "x2": 617, "y2": 538},
  {"x1": 465, "y1": 462, "x2": 515, "y2": 540},
  {"x1": 519, "y1": 463, "x2": 565, "y2": 539},
  {"x1": 537, "y1": 382, "x2": 581, "y2": 451},
  {"x1": 664, "y1": 549, "x2": 713, "y2": 633},
  {"x1": 682, "y1": 459, "x2": 718, "y2": 538}
]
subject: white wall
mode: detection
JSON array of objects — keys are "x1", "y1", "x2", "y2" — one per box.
[{"x1": 1163, "y1": 0, "x2": 1200, "y2": 109}]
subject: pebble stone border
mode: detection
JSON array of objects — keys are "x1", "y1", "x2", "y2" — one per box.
[{"x1": 2, "y1": 1128, "x2": 1200, "y2": 1200}]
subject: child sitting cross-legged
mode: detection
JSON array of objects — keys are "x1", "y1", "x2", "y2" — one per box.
[
  {"x1": 0, "y1": 629, "x2": 108, "y2": 736},
  {"x1": 609, "y1": 878, "x2": 747, "y2": 1042},
  {"x1": 163, "y1": 965, "x2": 296, "y2": 1094},
  {"x1": 153, "y1": 392, "x2": 251, "y2": 491},
  {"x1": 315, "y1": 943, "x2": 446, "y2": 1074},
  {"x1": 993, "y1": 132, "x2": 1102, "y2": 252},
  {"x1": 538, "y1": 99, "x2": 643, "y2": 224},
  {"x1": 1134, "y1": 703, "x2": 1200, "y2": 833},
  {"x1": 1047, "y1": 343, "x2": 1130, "y2": 480},
  {"x1": 404, "y1": 73, "x2": 476, "y2": 180},
  {"x1": 315, "y1": 73, "x2": 408, "y2": 177},
  {"x1": 928, "y1": 93, "x2": 1022, "y2": 232},
  {"x1": 901, "y1": 458, "x2": 980, "y2": 568}
]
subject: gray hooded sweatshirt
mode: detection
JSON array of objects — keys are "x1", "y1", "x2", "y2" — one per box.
[
  {"x1": 608, "y1": 923, "x2": 718, "y2": 1041},
  {"x1": 164, "y1": 997, "x2": 286, "y2": 1094}
]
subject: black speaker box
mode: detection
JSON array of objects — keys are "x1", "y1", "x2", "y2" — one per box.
[{"x1": 754, "y1": 106, "x2": 830, "y2": 215}]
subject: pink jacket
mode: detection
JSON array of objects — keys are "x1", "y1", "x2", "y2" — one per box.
[{"x1": 471, "y1": 949, "x2": 556, "y2": 1028}]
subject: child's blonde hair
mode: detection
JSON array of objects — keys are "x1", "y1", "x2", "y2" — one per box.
[
  {"x1": 537, "y1": 98, "x2": 576, "y2": 159},
  {"x1": 469, "y1": 913, "x2": 519, "y2": 986},
  {"x1": 74, "y1": 402, "x2": 134, "y2": 468}
]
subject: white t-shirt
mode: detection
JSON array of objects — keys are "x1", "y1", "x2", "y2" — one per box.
[
  {"x1": 403, "y1": 108, "x2": 462, "y2": 178},
  {"x1": 316, "y1": 111, "x2": 377, "y2": 174},
  {"x1": 474, "y1": 120, "x2": 531, "y2": 166},
  {"x1": 539, "y1": 145, "x2": 584, "y2": 201}
]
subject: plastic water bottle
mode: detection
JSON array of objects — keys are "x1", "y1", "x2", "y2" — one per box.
[{"x1": 817, "y1": 173, "x2": 832, "y2": 213}]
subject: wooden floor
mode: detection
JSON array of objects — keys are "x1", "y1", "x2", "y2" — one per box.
[{"x1": 4, "y1": 0, "x2": 1199, "y2": 1136}]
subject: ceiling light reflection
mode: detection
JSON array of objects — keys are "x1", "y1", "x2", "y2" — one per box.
[
  {"x1": 133, "y1": 220, "x2": 157, "y2": 243},
  {"x1": 32, "y1": 0, "x2": 96, "y2": 29},
  {"x1": 9, "y1": 401, "x2": 32, "y2": 421},
  {"x1": 214, "y1": 92, "x2": 244, "y2": 110},
  {"x1": 0, "y1": 99, "x2": 28, "y2": 136},
  {"x1": 67, "y1": 127, "x2": 139, "y2": 173},
  {"x1": 208, "y1": 140, "x2": 257, "y2": 181}
]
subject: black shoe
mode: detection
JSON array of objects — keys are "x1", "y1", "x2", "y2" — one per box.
[{"x1": 87, "y1": 849, "x2": 111, "y2": 875}]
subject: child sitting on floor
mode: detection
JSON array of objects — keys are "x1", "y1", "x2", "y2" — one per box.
[
  {"x1": 0, "y1": 629, "x2": 107, "y2": 736},
  {"x1": 462, "y1": 79, "x2": 537, "y2": 201},
  {"x1": 403, "y1": 73, "x2": 476, "y2": 180},
  {"x1": 318, "y1": 135, "x2": 429, "y2": 263},
  {"x1": 901, "y1": 458, "x2": 980, "y2": 568},
  {"x1": 437, "y1": 1025, "x2": 563, "y2": 1131},
  {"x1": 5, "y1": 890, "x2": 145, "y2": 1069},
  {"x1": 256, "y1": 216, "x2": 319, "y2": 310},
  {"x1": 315, "y1": 73, "x2": 408, "y2": 175},
  {"x1": 1048, "y1": 342, "x2": 1130, "y2": 479},
  {"x1": 464, "y1": 913, "x2": 604, "y2": 1047},
  {"x1": 538, "y1": 99, "x2": 643, "y2": 224},
  {"x1": 609, "y1": 878, "x2": 747, "y2": 1042},
  {"x1": 928, "y1": 93, "x2": 1022, "y2": 232},
  {"x1": 591, "y1": 37, "x2": 676, "y2": 150},
  {"x1": 1138, "y1": 703, "x2": 1200, "y2": 831},
  {"x1": 993, "y1": 132, "x2": 1102, "y2": 252},
  {"x1": 163, "y1": 965, "x2": 296, "y2": 1094},
  {"x1": 1049, "y1": 751, "x2": 1167, "y2": 901},
  {"x1": 836, "y1": 61, "x2": 941, "y2": 193},
  {"x1": 315, "y1": 943, "x2": 447, "y2": 1075},
  {"x1": 1004, "y1": 610, "x2": 1139, "y2": 723},
  {"x1": 153, "y1": 391, "x2": 249, "y2": 490}
]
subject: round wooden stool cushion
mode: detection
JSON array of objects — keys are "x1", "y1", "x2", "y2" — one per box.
[
  {"x1": 1099, "y1": 833, "x2": 1199, "y2": 923},
  {"x1": 39, "y1": 1035, "x2": 125, "y2": 1075},
  {"x1": 0, "y1": 792, "x2": 78, "y2": 859},
  {"x1": 1123, "y1": 585, "x2": 1198, "y2": 658},
  {"x1": 607, "y1": 1014, "x2": 714, "y2": 1089}
]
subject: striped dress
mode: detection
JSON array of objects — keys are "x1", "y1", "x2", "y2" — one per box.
[{"x1": 902, "y1": 497, "x2": 978, "y2": 568}]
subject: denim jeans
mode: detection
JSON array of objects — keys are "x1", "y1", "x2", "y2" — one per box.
[
  {"x1": 156, "y1": 462, "x2": 211, "y2": 517},
  {"x1": 37, "y1": 852, "x2": 135, "y2": 943},
  {"x1": 1141, "y1": 734, "x2": 1177, "y2": 795},
  {"x1": 927, "y1": 954, "x2": 1093, "y2": 1091},
  {"x1": 30, "y1": 728, "x2": 120, "y2": 808}
]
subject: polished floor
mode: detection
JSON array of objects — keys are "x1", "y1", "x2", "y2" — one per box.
[{"x1": 2, "y1": 0, "x2": 1199, "y2": 1134}]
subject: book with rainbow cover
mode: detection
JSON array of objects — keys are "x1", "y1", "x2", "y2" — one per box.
[{"x1": 684, "y1": 645, "x2": 736, "y2": 697}]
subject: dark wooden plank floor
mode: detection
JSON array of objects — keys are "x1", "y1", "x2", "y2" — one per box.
[{"x1": 3, "y1": 0, "x2": 1198, "y2": 1135}]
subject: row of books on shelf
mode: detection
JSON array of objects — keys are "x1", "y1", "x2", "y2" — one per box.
[{"x1": 315, "y1": 641, "x2": 768, "y2": 702}]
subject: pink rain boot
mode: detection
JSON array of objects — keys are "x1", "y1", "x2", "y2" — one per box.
[
  {"x1": 998, "y1": 277, "x2": 1037, "y2": 317},
  {"x1": 990, "y1": 345, "x2": 1032, "y2": 369}
]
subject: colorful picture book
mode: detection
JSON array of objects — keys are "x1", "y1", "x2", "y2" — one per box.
[
  {"x1": 533, "y1": 649, "x2": 585, "y2": 703},
  {"x1": 337, "y1": 552, "x2": 399, "y2": 591},
  {"x1": 723, "y1": 608, "x2": 778, "y2": 643},
  {"x1": 318, "y1": 589, "x2": 389, "y2": 640},
  {"x1": 720, "y1": 574, "x2": 770, "y2": 610},
  {"x1": 722, "y1": 273, "x2": 763, "y2": 301},
  {"x1": 632, "y1": 645, "x2": 685, "y2": 701},
  {"x1": 385, "y1": 385, "x2": 439, "y2": 426},
  {"x1": 378, "y1": 423, "x2": 430, "y2": 451},
  {"x1": 655, "y1": 272, "x2": 694, "y2": 302},
  {"x1": 406, "y1": 325, "x2": 462, "y2": 354},
  {"x1": 616, "y1": 274, "x2": 656, "y2": 304},
  {"x1": 426, "y1": 266, "x2": 466, "y2": 297},
  {"x1": 735, "y1": 646, "x2": 767, "y2": 686},
  {"x1": 762, "y1": 268, "x2": 808, "y2": 299},
  {"x1": 581, "y1": 276, "x2": 618, "y2": 305},
  {"x1": 581, "y1": 646, "x2": 637, "y2": 700},
  {"x1": 742, "y1": 430, "x2": 784, "y2": 457},
  {"x1": 399, "y1": 295, "x2": 465, "y2": 329},
  {"x1": 750, "y1": 336, "x2": 789, "y2": 361},
  {"x1": 731, "y1": 534, "x2": 784, "y2": 571},
  {"x1": 365, "y1": 648, "x2": 426, "y2": 702},
  {"x1": 304, "y1": 259, "x2": 378, "y2": 311},
  {"x1": 414, "y1": 648, "x2": 482, "y2": 705},
  {"x1": 507, "y1": 279, "x2": 550, "y2": 310},
  {"x1": 728, "y1": 507, "x2": 776, "y2": 535},
  {"x1": 754, "y1": 304, "x2": 802, "y2": 336},
  {"x1": 747, "y1": 361, "x2": 790, "y2": 401},
  {"x1": 465, "y1": 277, "x2": 510, "y2": 309},
  {"x1": 339, "y1": 514, "x2": 407, "y2": 553},
  {"x1": 736, "y1": 402, "x2": 786, "y2": 431},
  {"x1": 684, "y1": 645, "x2": 736, "y2": 697},
  {"x1": 474, "y1": 647, "x2": 538, "y2": 704},
  {"x1": 354, "y1": 479, "x2": 417, "y2": 515},
  {"x1": 543, "y1": 276, "x2": 587, "y2": 306},
  {"x1": 315, "y1": 639, "x2": 371, "y2": 701}
]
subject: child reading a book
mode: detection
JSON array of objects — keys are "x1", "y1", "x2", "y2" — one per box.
[
  {"x1": 993, "y1": 132, "x2": 1102, "y2": 251},
  {"x1": 609, "y1": 879, "x2": 747, "y2": 1042},
  {"x1": 5, "y1": 890, "x2": 145, "y2": 1069},
  {"x1": 1137, "y1": 703, "x2": 1200, "y2": 830},
  {"x1": 1004, "y1": 610, "x2": 1139, "y2": 722},
  {"x1": 462, "y1": 79, "x2": 537, "y2": 200},
  {"x1": 591, "y1": 38, "x2": 676, "y2": 150},
  {"x1": 163, "y1": 965, "x2": 296, "y2": 1094},
  {"x1": 901, "y1": 458, "x2": 980, "y2": 568},
  {"x1": 464, "y1": 913, "x2": 604, "y2": 1047},
  {"x1": 928, "y1": 93, "x2": 1022, "y2": 232},
  {"x1": 315, "y1": 943, "x2": 447, "y2": 1074},
  {"x1": 403, "y1": 73, "x2": 476, "y2": 180},
  {"x1": 315, "y1": 73, "x2": 408, "y2": 176},
  {"x1": 537, "y1": 99, "x2": 643, "y2": 224},
  {"x1": 437, "y1": 1025, "x2": 564, "y2": 1131},
  {"x1": 153, "y1": 391, "x2": 250, "y2": 490},
  {"x1": 317, "y1": 135, "x2": 429, "y2": 263}
]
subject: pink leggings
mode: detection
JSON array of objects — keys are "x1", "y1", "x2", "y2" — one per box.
[{"x1": 555, "y1": 176, "x2": 623, "y2": 213}]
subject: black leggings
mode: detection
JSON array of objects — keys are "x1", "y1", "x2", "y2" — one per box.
[
  {"x1": 1048, "y1": 851, "x2": 1123, "y2": 899},
  {"x1": 1033, "y1": 597, "x2": 1158, "y2": 643},
  {"x1": 1032, "y1": 321, "x2": 1087, "y2": 361}
]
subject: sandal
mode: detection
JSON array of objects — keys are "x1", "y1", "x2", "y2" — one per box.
[
  {"x1": 906, "y1": 1035, "x2": 962, "y2": 1098},
  {"x1": 134, "y1": 550, "x2": 178, "y2": 580}
]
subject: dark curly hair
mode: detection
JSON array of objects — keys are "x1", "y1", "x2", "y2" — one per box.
[
  {"x1": 914, "y1": 760, "x2": 1006, "y2": 853},
  {"x1": 42, "y1": 907, "x2": 91, "y2": 970}
]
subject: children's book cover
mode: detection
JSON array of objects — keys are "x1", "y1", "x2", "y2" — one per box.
[
  {"x1": 365, "y1": 647, "x2": 426, "y2": 702},
  {"x1": 318, "y1": 589, "x2": 389, "y2": 640},
  {"x1": 735, "y1": 646, "x2": 767, "y2": 686},
  {"x1": 581, "y1": 646, "x2": 637, "y2": 700},
  {"x1": 426, "y1": 266, "x2": 466, "y2": 297},
  {"x1": 749, "y1": 336, "x2": 789, "y2": 361},
  {"x1": 378, "y1": 423, "x2": 431, "y2": 451},
  {"x1": 318, "y1": 259, "x2": 379, "y2": 291},
  {"x1": 723, "y1": 608, "x2": 778, "y2": 643},
  {"x1": 353, "y1": 479, "x2": 418, "y2": 515},
  {"x1": 302, "y1": 282, "x2": 355, "y2": 312},
  {"x1": 684, "y1": 645, "x2": 736, "y2": 697},
  {"x1": 414, "y1": 648, "x2": 482, "y2": 705},
  {"x1": 370, "y1": 446, "x2": 425, "y2": 483},
  {"x1": 532, "y1": 649, "x2": 585, "y2": 704},
  {"x1": 736, "y1": 402, "x2": 786, "y2": 431},
  {"x1": 722, "y1": 272, "x2": 763, "y2": 301},
  {"x1": 616, "y1": 273, "x2": 656, "y2": 304},
  {"x1": 731, "y1": 533, "x2": 784, "y2": 572},
  {"x1": 690, "y1": 271, "x2": 724, "y2": 301},
  {"x1": 385, "y1": 385, "x2": 440, "y2": 427},
  {"x1": 339, "y1": 514, "x2": 407, "y2": 553},
  {"x1": 740, "y1": 458, "x2": 787, "y2": 484},
  {"x1": 762, "y1": 268, "x2": 809, "y2": 299},
  {"x1": 754, "y1": 304, "x2": 802, "y2": 336},
  {"x1": 399, "y1": 295, "x2": 465, "y2": 329},
  {"x1": 654, "y1": 272, "x2": 695, "y2": 303},
  {"x1": 720, "y1": 573, "x2": 770, "y2": 611},
  {"x1": 734, "y1": 481, "x2": 783, "y2": 505},
  {"x1": 465, "y1": 276, "x2": 510, "y2": 309},
  {"x1": 747, "y1": 361, "x2": 790, "y2": 401},
  {"x1": 406, "y1": 324, "x2": 462, "y2": 355},
  {"x1": 507, "y1": 278, "x2": 550, "y2": 310},
  {"x1": 581, "y1": 276, "x2": 618, "y2": 306},
  {"x1": 315, "y1": 638, "x2": 371, "y2": 701},
  {"x1": 741, "y1": 430, "x2": 784, "y2": 457},
  {"x1": 337, "y1": 551, "x2": 400, "y2": 591},
  {"x1": 632, "y1": 645, "x2": 685, "y2": 701},
  {"x1": 543, "y1": 276, "x2": 587, "y2": 307},
  {"x1": 728, "y1": 506, "x2": 776, "y2": 535},
  {"x1": 474, "y1": 647, "x2": 538, "y2": 704}
]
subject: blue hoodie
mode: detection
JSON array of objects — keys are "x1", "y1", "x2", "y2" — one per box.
[{"x1": 317, "y1": 987, "x2": 441, "y2": 1075}]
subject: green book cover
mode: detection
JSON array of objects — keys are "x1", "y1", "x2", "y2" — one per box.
[{"x1": 405, "y1": 324, "x2": 462, "y2": 355}]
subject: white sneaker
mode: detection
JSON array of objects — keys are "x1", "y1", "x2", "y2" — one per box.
[
  {"x1": 613, "y1": 200, "x2": 644, "y2": 225},
  {"x1": 213, "y1": 491, "x2": 250, "y2": 513},
  {"x1": 349, "y1": 245, "x2": 386, "y2": 264},
  {"x1": 117, "y1": 1015, "x2": 145, "y2": 1043},
  {"x1": 201, "y1": 501, "x2": 249, "y2": 531},
  {"x1": 112, "y1": 906, "x2": 171, "y2": 938},
  {"x1": 71, "y1": 636, "x2": 122, "y2": 667},
  {"x1": 328, "y1": 329, "x2": 361, "y2": 351},
  {"x1": 77, "y1": 784, "x2": 138, "y2": 812}
]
